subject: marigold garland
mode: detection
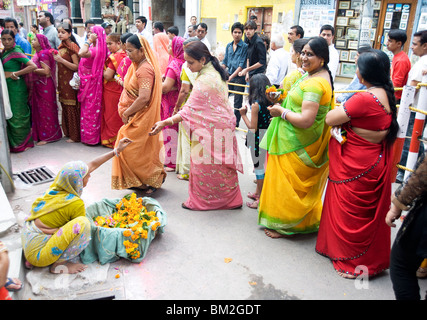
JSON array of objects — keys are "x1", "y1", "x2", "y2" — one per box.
[
  {"x1": 93, "y1": 193, "x2": 161, "y2": 260},
  {"x1": 265, "y1": 85, "x2": 286, "y2": 103}
]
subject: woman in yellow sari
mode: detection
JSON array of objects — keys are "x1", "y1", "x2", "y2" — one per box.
[
  {"x1": 112, "y1": 35, "x2": 166, "y2": 193},
  {"x1": 258, "y1": 37, "x2": 333, "y2": 238}
]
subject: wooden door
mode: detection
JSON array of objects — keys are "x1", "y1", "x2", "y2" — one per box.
[
  {"x1": 375, "y1": 0, "x2": 417, "y2": 53},
  {"x1": 247, "y1": 7, "x2": 273, "y2": 37}
]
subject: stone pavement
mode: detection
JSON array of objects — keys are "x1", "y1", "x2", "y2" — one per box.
[
  {"x1": 1, "y1": 77, "x2": 426, "y2": 300},
  {"x1": 2, "y1": 126, "x2": 426, "y2": 301}
]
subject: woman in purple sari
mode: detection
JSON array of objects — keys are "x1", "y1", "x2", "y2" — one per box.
[
  {"x1": 30, "y1": 33, "x2": 62, "y2": 145},
  {"x1": 161, "y1": 36, "x2": 185, "y2": 171},
  {"x1": 77, "y1": 25, "x2": 107, "y2": 145}
]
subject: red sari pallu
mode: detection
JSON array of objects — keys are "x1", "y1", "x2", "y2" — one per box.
[{"x1": 316, "y1": 92, "x2": 394, "y2": 277}]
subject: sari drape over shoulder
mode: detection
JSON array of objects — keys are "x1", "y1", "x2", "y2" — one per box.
[
  {"x1": 316, "y1": 92, "x2": 393, "y2": 277},
  {"x1": 178, "y1": 62, "x2": 243, "y2": 210},
  {"x1": 258, "y1": 74, "x2": 331, "y2": 235},
  {"x1": 30, "y1": 34, "x2": 62, "y2": 143},
  {"x1": 1, "y1": 45, "x2": 34, "y2": 152},
  {"x1": 112, "y1": 35, "x2": 166, "y2": 190},
  {"x1": 78, "y1": 26, "x2": 107, "y2": 145},
  {"x1": 58, "y1": 39, "x2": 81, "y2": 142},
  {"x1": 153, "y1": 33, "x2": 170, "y2": 76},
  {"x1": 101, "y1": 50, "x2": 127, "y2": 148}
]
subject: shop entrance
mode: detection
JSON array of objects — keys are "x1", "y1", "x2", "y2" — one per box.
[{"x1": 375, "y1": 0, "x2": 417, "y2": 54}]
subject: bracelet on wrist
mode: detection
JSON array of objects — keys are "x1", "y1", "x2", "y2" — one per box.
[
  {"x1": 113, "y1": 148, "x2": 120, "y2": 157},
  {"x1": 281, "y1": 109, "x2": 290, "y2": 121}
]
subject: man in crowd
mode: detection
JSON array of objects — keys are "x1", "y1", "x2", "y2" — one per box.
[
  {"x1": 222, "y1": 22, "x2": 248, "y2": 128},
  {"x1": 152, "y1": 21, "x2": 164, "y2": 35},
  {"x1": 319, "y1": 24, "x2": 339, "y2": 80},
  {"x1": 387, "y1": 29, "x2": 411, "y2": 102},
  {"x1": 287, "y1": 25, "x2": 304, "y2": 72},
  {"x1": 101, "y1": 22, "x2": 113, "y2": 36},
  {"x1": 287, "y1": 25, "x2": 304, "y2": 44},
  {"x1": 196, "y1": 23, "x2": 211, "y2": 52},
  {"x1": 187, "y1": 25, "x2": 197, "y2": 38},
  {"x1": 239, "y1": 20, "x2": 266, "y2": 82},
  {"x1": 37, "y1": 11, "x2": 61, "y2": 50},
  {"x1": 116, "y1": 1, "x2": 132, "y2": 34},
  {"x1": 135, "y1": 16, "x2": 153, "y2": 47},
  {"x1": 19, "y1": 22, "x2": 27, "y2": 39},
  {"x1": 101, "y1": 0, "x2": 116, "y2": 33},
  {"x1": 184, "y1": 16, "x2": 197, "y2": 38},
  {"x1": 396, "y1": 30, "x2": 427, "y2": 183},
  {"x1": 4, "y1": 17, "x2": 31, "y2": 56},
  {"x1": 167, "y1": 26, "x2": 179, "y2": 40},
  {"x1": 266, "y1": 33, "x2": 289, "y2": 88},
  {"x1": 83, "y1": 19, "x2": 96, "y2": 42}
]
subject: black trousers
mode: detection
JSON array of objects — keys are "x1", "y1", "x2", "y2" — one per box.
[
  {"x1": 228, "y1": 75, "x2": 246, "y2": 127},
  {"x1": 390, "y1": 200, "x2": 427, "y2": 300}
]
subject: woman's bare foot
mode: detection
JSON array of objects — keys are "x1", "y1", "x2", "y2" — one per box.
[
  {"x1": 36, "y1": 141, "x2": 48, "y2": 146},
  {"x1": 264, "y1": 229, "x2": 294, "y2": 239},
  {"x1": 66, "y1": 139, "x2": 76, "y2": 143},
  {"x1": 336, "y1": 270, "x2": 357, "y2": 279},
  {"x1": 50, "y1": 261, "x2": 87, "y2": 274}
]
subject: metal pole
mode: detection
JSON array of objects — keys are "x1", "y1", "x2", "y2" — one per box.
[{"x1": 404, "y1": 75, "x2": 427, "y2": 180}]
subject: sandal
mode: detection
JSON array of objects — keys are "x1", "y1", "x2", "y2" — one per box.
[
  {"x1": 145, "y1": 186, "x2": 158, "y2": 195},
  {"x1": 416, "y1": 267, "x2": 427, "y2": 278},
  {"x1": 246, "y1": 199, "x2": 259, "y2": 209},
  {"x1": 5, "y1": 278, "x2": 23, "y2": 292},
  {"x1": 181, "y1": 202, "x2": 193, "y2": 210},
  {"x1": 177, "y1": 174, "x2": 189, "y2": 181},
  {"x1": 247, "y1": 192, "x2": 259, "y2": 200}
]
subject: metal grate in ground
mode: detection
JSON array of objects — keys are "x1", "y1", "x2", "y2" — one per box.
[{"x1": 14, "y1": 166, "x2": 55, "y2": 185}]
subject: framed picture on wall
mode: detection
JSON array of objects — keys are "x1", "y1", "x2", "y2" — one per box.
[
  {"x1": 347, "y1": 28, "x2": 359, "y2": 40},
  {"x1": 373, "y1": 1, "x2": 381, "y2": 10},
  {"x1": 340, "y1": 50, "x2": 349, "y2": 61},
  {"x1": 336, "y1": 17, "x2": 349, "y2": 26},
  {"x1": 335, "y1": 39, "x2": 347, "y2": 49},
  {"x1": 336, "y1": 27, "x2": 345, "y2": 38},
  {"x1": 339, "y1": 1, "x2": 351, "y2": 9},
  {"x1": 348, "y1": 50, "x2": 358, "y2": 62},
  {"x1": 345, "y1": 10, "x2": 354, "y2": 17},
  {"x1": 341, "y1": 62, "x2": 357, "y2": 77},
  {"x1": 348, "y1": 40, "x2": 359, "y2": 49}
]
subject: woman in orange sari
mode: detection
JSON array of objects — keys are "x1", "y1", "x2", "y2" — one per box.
[
  {"x1": 111, "y1": 34, "x2": 166, "y2": 194},
  {"x1": 152, "y1": 32, "x2": 169, "y2": 76}
]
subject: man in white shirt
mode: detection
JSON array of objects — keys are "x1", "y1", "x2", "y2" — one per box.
[
  {"x1": 197, "y1": 23, "x2": 211, "y2": 52},
  {"x1": 265, "y1": 33, "x2": 289, "y2": 87},
  {"x1": 396, "y1": 30, "x2": 427, "y2": 183},
  {"x1": 183, "y1": 16, "x2": 197, "y2": 39},
  {"x1": 135, "y1": 16, "x2": 153, "y2": 47},
  {"x1": 287, "y1": 25, "x2": 304, "y2": 73},
  {"x1": 320, "y1": 24, "x2": 339, "y2": 80}
]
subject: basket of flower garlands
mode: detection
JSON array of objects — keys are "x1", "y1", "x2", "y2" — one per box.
[{"x1": 80, "y1": 193, "x2": 167, "y2": 265}]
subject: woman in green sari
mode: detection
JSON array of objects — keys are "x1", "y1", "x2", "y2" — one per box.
[{"x1": 1, "y1": 29, "x2": 37, "y2": 152}]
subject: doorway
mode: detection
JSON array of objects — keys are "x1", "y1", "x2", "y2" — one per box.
[{"x1": 247, "y1": 7, "x2": 273, "y2": 38}]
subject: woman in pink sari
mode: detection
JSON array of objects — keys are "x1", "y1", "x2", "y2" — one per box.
[
  {"x1": 161, "y1": 36, "x2": 185, "y2": 170},
  {"x1": 30, "y1": 33, "x2": 62, "y2": 145},
  {"x1": 77, "y1": 25, "x2": 107, "y2": 145},
  {"x1": 150, "y1": 41, "x2": 243, "y2": 210}
]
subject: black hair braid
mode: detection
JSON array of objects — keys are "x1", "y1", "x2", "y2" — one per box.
[
  {"x1": 382, "y1": 79, "x2": 399, "y2": 143},
  {"x1": 323, "y1": 64, "x2": 335, "y2": 103},
  {"x1": 208, "y1": 55, "x2": 228, "y2": 82}
]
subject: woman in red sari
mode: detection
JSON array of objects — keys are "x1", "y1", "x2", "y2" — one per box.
[
  {"x1": 101, "y1": 33, "x2": 127, "y2": 148},
  {"x1": 316, "y1": 49, "x2": 399, "y2": 278}
]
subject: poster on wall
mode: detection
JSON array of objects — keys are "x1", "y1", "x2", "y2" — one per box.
[{"x1": 298, "y1": 0, "x2": 336, "y2": 37}]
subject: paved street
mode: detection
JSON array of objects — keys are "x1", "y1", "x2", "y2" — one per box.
[{"x1": 5, "y1": 123, "x2": 426, "y2": 301}]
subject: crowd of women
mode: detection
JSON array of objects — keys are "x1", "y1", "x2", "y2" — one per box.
[{"x1": 1, "y1": 18, "x2": 425, "y2": 300}]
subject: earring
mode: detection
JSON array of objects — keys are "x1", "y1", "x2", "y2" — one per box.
[{"x1": 321, "y1": 61, "x2": 324, "y2": 67}]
